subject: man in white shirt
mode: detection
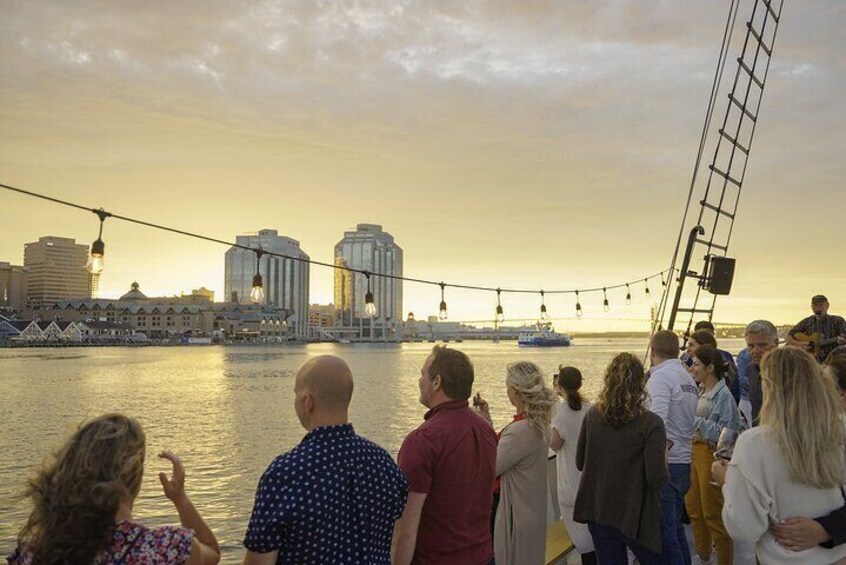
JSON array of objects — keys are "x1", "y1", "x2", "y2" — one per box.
[{"x1": 648, "y1": 330, "x2": 699, "y2": 565}]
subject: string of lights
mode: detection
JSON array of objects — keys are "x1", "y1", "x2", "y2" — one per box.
[{"x1": 2, "y1": 181, "x2": 674, "y2": 321}]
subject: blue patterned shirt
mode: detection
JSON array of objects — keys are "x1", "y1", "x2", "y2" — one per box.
[{"x1": 244, "y1": 424, "x2": 409, "y2": 564}]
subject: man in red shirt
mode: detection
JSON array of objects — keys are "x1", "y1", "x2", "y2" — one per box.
[{"x1": 392, "y1": 346, "x2": 497, "y2": 565}]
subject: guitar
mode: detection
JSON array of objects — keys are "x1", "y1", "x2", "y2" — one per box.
[{"x1": 792, "y1": 332, "x2": 843, "y2": 359}]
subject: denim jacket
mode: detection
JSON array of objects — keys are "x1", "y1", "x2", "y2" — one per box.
[{"x1": 694, "y1": 379, "x2": 741, "y2": 444}]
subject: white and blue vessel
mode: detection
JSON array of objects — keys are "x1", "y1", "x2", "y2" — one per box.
[{"x1": 517, "y1": 322, "x2": 571, "y2": 347}]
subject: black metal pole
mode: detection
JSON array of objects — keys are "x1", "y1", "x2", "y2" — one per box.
[{"x1": 667, "y1": 226, "x2": 705, "y2": 331}]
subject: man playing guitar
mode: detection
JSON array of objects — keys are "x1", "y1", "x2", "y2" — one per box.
[{"x1": 786, "y1": 294, "x2": 846, "y2": 363}]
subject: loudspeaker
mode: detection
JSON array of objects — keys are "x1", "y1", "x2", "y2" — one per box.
[{"x1": 708, "y1": 256, "x2": 736, "y2": 295}]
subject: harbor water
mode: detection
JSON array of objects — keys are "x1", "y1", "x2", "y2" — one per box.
[{"x1": 0, "y1": 338, "x2": 748, "y2": 559}]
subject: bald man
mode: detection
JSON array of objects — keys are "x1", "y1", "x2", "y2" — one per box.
[{"x1": 243, "y1": 356, "x2": 408, "y2": 565}]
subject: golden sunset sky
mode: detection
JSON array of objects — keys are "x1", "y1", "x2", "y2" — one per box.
[{"x1": 1, "y1": 1, "x2": 843, "y2": 331}]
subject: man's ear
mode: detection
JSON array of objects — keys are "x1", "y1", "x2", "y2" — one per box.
[
  {"x1": 432, "y1": 374, "x2": 441, "y2": 391},
  {"x1": 303, "y1": 392, "x2": 315, "y2": 414}
]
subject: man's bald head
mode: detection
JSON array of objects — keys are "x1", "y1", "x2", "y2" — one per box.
[{"x1": 295, "y1": 355, "x2": 354, "y2": 413}]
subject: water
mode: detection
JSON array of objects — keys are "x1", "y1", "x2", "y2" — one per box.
[{"x1": 0, "y1": 338, "x2": 747, "y2": 559}]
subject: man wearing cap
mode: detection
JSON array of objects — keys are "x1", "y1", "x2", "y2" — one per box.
[{"x1": 786, "y1": 295, "x2": 846, "y2": 363}]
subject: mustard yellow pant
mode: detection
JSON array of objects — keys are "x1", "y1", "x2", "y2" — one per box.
[{"x1": 686, "y1": 440, "x2": 733, "y2": 564}]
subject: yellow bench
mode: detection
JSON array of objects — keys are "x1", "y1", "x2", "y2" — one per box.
[{"x1": 545, "y1": 520, "x2": 575, "y2": 564}]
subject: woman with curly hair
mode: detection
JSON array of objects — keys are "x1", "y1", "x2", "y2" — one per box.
[
  {"x1": 475, "y1": 361, "x2": 556, "y2": 565},
  {"x1": 573, "y1": 353, "x2": 668, "y2": 565},
  {"x1": 7, "y1": 413, "x2": 220, "y2": 565}
]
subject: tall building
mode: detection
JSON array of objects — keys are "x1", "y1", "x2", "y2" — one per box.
[
  {"x1": 224, "y1": 229, "x2": 310, "y2": 338},
  {"x1": 23, "y1": 236, "x2": 93, "y2": 303},
  {"x1": 0, "y1": 262, "x2": 28, "y2": 309},
  {"x1": 334, "y1": 224, "x2": 403, "y2": 324}
]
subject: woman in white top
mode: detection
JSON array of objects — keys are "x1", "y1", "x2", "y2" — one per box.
[
  {"x1": 550, "y1": 366, "x2": 596, "y2": 565},
  {"x1": 713, "y1": 346, "x2": 846, "y2": 564}
]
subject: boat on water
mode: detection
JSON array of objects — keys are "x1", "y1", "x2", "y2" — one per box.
[{"x1": 518, "y1": 322, "x2": 571, "y2": 347}]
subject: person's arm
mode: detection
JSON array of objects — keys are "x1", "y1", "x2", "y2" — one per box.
[
  {"x1": 696, "y1": 390, "x2": 740, "y2": 443},
  {"x1": 786, "y1": 319, "x2": 811, "y2": 348},
  {"x1": 391, "y1": 491, "x2": 427, "y2": 565},
  {"x1": 242, "y1": 551, "x2": 279, "y2": 565},
  {"x1": 549, "y1": 427, "x2": 564, "y2": 451},
  {"x1": 495, "y1": 423, "x2": 534, "y2": 477},
  {"x1": 646, "y1": 375, "x2": 671, "y2": 423},
  {"x1": 575, "y1": 412, "x2": 588, "y2": 471},
  {"x1": 771, "y1": 517, "x2": 833, "y2": 552},
  {"x1": 643, "y1": 417, "x2": 669, "y2": 490},
  {"x1": 719, "y1": 441, "x2": 772, "y2": 543},
  {"x1": 158, "y1": 452, "x2": 220, "y2": 565}
]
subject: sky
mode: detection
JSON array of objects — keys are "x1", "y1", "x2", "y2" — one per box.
[{"x1": 1, "y1": 1, "x2": 843, "y2": 332}]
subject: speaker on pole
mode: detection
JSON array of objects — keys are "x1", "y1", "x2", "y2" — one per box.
[{"x1": 708, "y1": 256, "x2": 736, "y2": 295}]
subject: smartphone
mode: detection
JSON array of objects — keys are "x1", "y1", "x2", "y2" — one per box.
[
  {"x1": 666, "y1": 439, "x2": 675, "y2": 452},
  {"x1": 472, "y1": 392, "x2": 482, "y2": 407}
]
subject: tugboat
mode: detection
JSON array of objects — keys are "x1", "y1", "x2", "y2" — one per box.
[{"x1": 517, "y1": 322, "x2": 571, "y2": 347}]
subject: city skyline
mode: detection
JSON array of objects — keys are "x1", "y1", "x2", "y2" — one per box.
[{"x1": 2, "y1": 2, "x2": 844, "y2": 331}]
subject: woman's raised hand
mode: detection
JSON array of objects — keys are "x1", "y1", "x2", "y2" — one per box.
[{"x1": 158, "y1": 451, "x2": 187, "y2": 503}]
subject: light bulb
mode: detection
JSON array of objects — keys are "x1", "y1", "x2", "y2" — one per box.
[
  {"x1": 540, "y1": 304, "x2": 549, "y2": 320},
  {"x1": 87, "y1": 239, "x2": 105, "y2": 274},
  {"x1": 496, "y1": 305, "x2": 505, "y2": 324},
  {"x1": 626, "y1": 293, "x2": 631, "y2": 305},
  {"x1": 645, "y1": 286, "x2": 651, "y2": 299},
  {"x1": 251, "y1": 273, "x2": 264, "y2": 303},
  {"x1": 439, "y1": 301, "x2": 448, "y2": 320},
  {"x1": 604, "y1": 299, "x2": 610, "y2": 312},
  {"x1": 576, "y1": 303, "x2": 583, "y2": 318},
  {"x1": 365, "y1": 291, "x2": 377, "y2": 317},
  {"x1": 86, "y1": 254, "x2": 104, "y2": 275}
]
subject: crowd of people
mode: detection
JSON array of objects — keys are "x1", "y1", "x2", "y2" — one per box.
[{"x1": 6, "y1": 294, "x2": 846, "y2": 565}]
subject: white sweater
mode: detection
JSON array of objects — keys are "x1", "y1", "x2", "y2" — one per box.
[{"x1": 722, "y1": 425, "x2": 846, "y2": 564}]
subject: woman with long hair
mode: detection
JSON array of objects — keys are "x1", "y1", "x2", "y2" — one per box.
[
  {"x1": 685, "y1": 346, "x2": 740, "y2": 565},
  {"x1": 573, "y1": 352, "x2": 667, "y2": 565},
  {"x1": 476, "y1": 361, "x2": 556, "y2": 565},
  {"x1": 8, "y1": 413, "x2": 220, "y2": 565},
  {"x1": 550, "y1": 366, "x2": 596, "y2": 565},
  {"x1": 716, "y1": 347, "x2": 846, "y2": 563}
]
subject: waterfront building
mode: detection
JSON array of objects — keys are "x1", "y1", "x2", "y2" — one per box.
[
  {"x1": 25, "y1": 282, "x2": 288, "y2": 341},
  {"x1": 0, "y1": 319, "x2": 82, "y2": 343},
  {"x1": 309, "y1": 303, "x2": 336, "y2": 329},
  {"x1": 0, "y1": 261, "x2": 28, "y2": 309},
  {"x1": 224, "y1": 229, "x2": 310, "y2": 338},
  {"x1": 334, "y1": 224, "x2": 403, "y2": 336},
  {"x1": 23, "y1": 236, "x2": 93, "y2": 303}
]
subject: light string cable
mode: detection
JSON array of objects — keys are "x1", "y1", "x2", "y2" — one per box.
[{"x1": 1, "y1": 182, "x2": 671, "y2": 314}]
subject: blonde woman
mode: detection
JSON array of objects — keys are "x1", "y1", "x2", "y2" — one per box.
[
  {"x1": 476, "y1": 361, "x2": 556, "y2": 565},
  {"x1": 8, "y1": 413, "x2": 220, "y2": 565},
  {"x1": 573, "y1": 353, "x2": 667, "y2": 565},
  {"x1": 550, "y1": 366, "x2": 596, "y2": 565},
  {"x1": 713, "y1": 347, "x2": 846, "y2": 564}
]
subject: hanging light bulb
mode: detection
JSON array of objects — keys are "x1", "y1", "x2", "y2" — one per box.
[
  {"x1": 86, "y1": 208, "x2": 110, "y2": 274},
  {"x1": 603, "y1": 287, "x2": 610, "y2": 312},
  {"x1": 644, "y1": 278, "x2": 651, "y2": 299},
  {"x1": 86, "y1": 239, "x2": 105, "y2": 274},
  {"x1": 540, "y1": 290, "x2": 549, "y2": 320},
  {"x1": 364, "y1": 271, "x2": 377, "y2": 318},
  {"x1": 250, "y1": 249, "x2": 265, "y2": 303},
  {"x1": 575, "y1": 290, "x2": 583, "y2": 318},
  {"x1": 662, "y1": 275, "x2": 667, "y2": 287},
  {"x1": 495, "y1": 288, "x2": 505, "y2": 323},
  {"x1": 438, "y1": 282, "x2": 448, "y2": 320},
  {"x1": 625, "y1": 284, "x2": 632, "y2": 305}
]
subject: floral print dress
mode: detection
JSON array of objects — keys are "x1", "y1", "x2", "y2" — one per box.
[{"x1": 8, "y1": 521, "x2": 194, "y2": 564}]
